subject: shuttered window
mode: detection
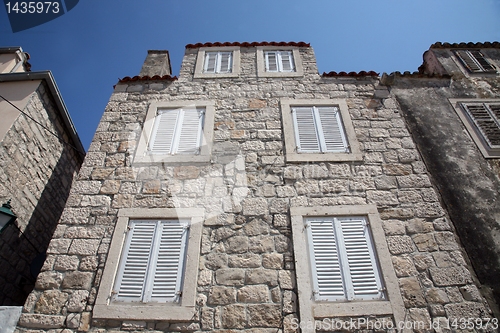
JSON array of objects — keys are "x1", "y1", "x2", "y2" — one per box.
[
  {"x1": 306, "y1": 216, "x2": 385, "y2": 302},
  {"x1": 265, "y1": 51, "x2": 295, "y2": 72},
  {"x1": 292, "y1": 106, "x2": 349, "y2": 153},
  {"x1": 461, "y1": 103, "x2": 500, "y2": 149},
  {"x1": 113, "y1": 219, "x2": 189, "y2": 303},
  {"x1": 454, "y1": 50, "x2": 497, "y2": 73},
  {"x1": 149, "y1": 107, "x2": 205, "y2": 155},
  {"x1": 204, "y1": 51, "x2": 232, "y2": 73}
]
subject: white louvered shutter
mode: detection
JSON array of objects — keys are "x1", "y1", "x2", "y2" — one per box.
[
  {"x1": 114, "y1": 221, "x2": 156, "y2": 302},
  {"x1": 317, "y1": 106, "x2": 349, "y2": 152},
  {"x1": 455, "y1": 50, "x2": 497, "y2": 73},
  {"x1": 148, "y1": 221, "x2": 188, "y2": 302},
  {"x1": 307, "y1": 218, "x2": 346, "y2": 301},
  {"x1": 335, "y1": 217, "x2": 385, "y2": 301},
  {"x1": 218, "y1": 52, "x2": 232, "y2": 73},
  {"x1": 280, "y1": 51, "x2": 294, "y2": 72},
  {"x1": 292, "y1": 107, "x2": 321, "y2": 152},
  {"x1": 204, "y1": 52, "x2": 217, "y2": 73},
  {"x1": 265, "y1": 51, "x2": 279, "y2": 72},
  {"x1": 462, "y1": 103, "x2": 500, "y2": 148},
  {"x1": 175, "y1": 108, "x2": 204, "y2": 154},
  {"x1": 150, "y1": 109, "x2": 179, "y2": 154}
]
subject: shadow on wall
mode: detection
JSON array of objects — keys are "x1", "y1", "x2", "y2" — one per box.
[{"x1": 0, "y1": 145, "x2": 79, "y2": 305}]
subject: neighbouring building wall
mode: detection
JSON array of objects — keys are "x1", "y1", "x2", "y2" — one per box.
[
  {"x1": 383, "y1": 42, "x2": 500, "y2": 316},
  {"x1": 0, "y1": 80, "x2": 83, "y2": 305},
  {"x1": 16, "y1": 43, "x2": 494, "y2": 332}
]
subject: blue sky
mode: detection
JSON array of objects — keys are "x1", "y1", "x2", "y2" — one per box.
[{"x1": 1, "y1": 0, "x2": 499, "y2": 150}]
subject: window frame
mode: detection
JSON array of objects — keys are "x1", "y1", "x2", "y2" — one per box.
[
  {"x1": 450, "y1": 98, "x2": 500, "y2": 158},
  {"x1": 280, "y1": 99, "x2": 362, "y2": 162},
  {"x1": 194, "y1": 46, "x2": 241, "y2": 78},
  {"x1": 453, "y1": 50, "x2": 497, "y2": 74},
  {"x1": 256, "y1": 46, "x2": 303, "y2": 77},
  {"x1": 93, "y1": 208, "x2": 204, "y2": 321},
  {"x1": 290, "y1": 205, "x2": 405, "y2": 330},
  {"x1": 134, "y1": 100, "x2": 215, "y2": 164}
]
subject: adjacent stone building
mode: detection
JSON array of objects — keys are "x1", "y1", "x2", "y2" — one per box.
[
  {"x1": 0, "y1": 47, "x2": 85, "y2": 309},
  {"x1": 15, "y1": 42, "x2": 498, "y2": 332},
  {"x1": 382, "y1": 42, "x2": 500, "y2": 317}
]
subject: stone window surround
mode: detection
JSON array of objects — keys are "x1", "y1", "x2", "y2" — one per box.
[
  {"x1": 256, "y1": 46, "x2": 304, "y2": 77},
  {"x1": 193, "y1": 46, "x2": 241, "y2": 78},
  {"x1": 280, "y1": 98, "x2": 363, "y2": 162},
  {"x1": 290, "y1": 205, "x2": 405, "y2": 332},
  {"x1": 449, "y1": 98, "x2": 500, "y2": 158},
  {"x1": 93, "y1": 207, "x2": 204, "y2": 321},
  {"x1": 133, "y1": 100, "x2": 215, "y2": 164}
]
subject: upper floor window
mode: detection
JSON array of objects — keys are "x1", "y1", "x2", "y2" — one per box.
[
  {"x1": 264, "y1": 51, "x2": 295, "y2": 72},
  {"x1": 204, "y1": 51, "x2": 232, "y2": 74},
  {"x1": 450, "y1": 99, "x2": 500, "y2": 158},
  {"x1": 454, "y1": 50, "x2": 497, "y2": 74},
  {"x1": 257, "y1": 46, "x2": 303, "y2": 77},
  {"x1": 280, "y1": 99, "x2": 362, "y2": 162},
  {"x1": 194, "y1": 46, "x2": 240, "y2": 78},
  {"x1": 134, "y1": 100, "x2": 215, "y2": 163}
]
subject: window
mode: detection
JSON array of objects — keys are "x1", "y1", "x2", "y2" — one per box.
[
  {"x1": 113, "y1": 219, "x2": 188, "y2": 303},
  {"x1": 204, "y1": 51, "x2": 232, "y2": 74},
  {"x1": 450, "y1": 99, "x2": 500, "y2": 158},
  {"x1": 281, "y1": 99, "x2": 362, "y2": 162},
  {"x1": 194, "y1": 46, "x2": 240, "y2": 78},
  {"x1": 134, "y1": 100, "x2": 215, "y2": 163},
  {"x1": 93, "y1": 208, "x2": 204, "y2": 321},
  {"x1": 291, "y1": 205, "x2": 405, "y2": 325},
  {"x1": 306, "y1": 216, "x2": 385, "y2": 302},
  {"x1": 257, "y1": 46, "x2": 303, "y2": 77},
  {"x1": 454, "y1": 50, "x2": 497, "y2": 74},
  {"x1": 264, "y1": 51, "x2": 295, "y2": 72}
]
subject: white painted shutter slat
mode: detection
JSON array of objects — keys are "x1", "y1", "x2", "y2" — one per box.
[
  {"x1": 337, "y1": 217, "x2": 384, "y2": 300},
  {"x1": 150, "y1": 109, "x2": 179, "y2": 154},
  {"x1": 317, "y1": 106, "x2": 349, "y2": 152},
  {"x1": 176, "y1": 108, "x2": 204, "y2": 154},
  {"x1": 280, "y1": 51, "x2": 294, "y2": 72},
  {"x1": 265, "y1": 51, "x2": 278, "y2": 72},
  {"x1": 307, "y1": 218, "x2": 346, "y2": 301},
  {"x1": 456, "y1": 50, "x2": 482, "y2": 72},
  {"x1": 218, "y1": 52, "x2": 232, "y2": 73},
  {"x1": 114, "y1": 221, "x2": 156, "y2": 301},
  {"x1": 204, "y1": 52, "x2": 217, "y2": 73},
  {"x1": 293, "y1": 107, "x2": 321, "y2": 152},
  {"x1": 150, "y1": 221, "x2": 187, "y2": 302}
]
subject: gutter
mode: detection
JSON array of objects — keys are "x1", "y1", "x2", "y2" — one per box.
[{"x1": 0, "y1": 71, "x2": 85, "y2": 155}]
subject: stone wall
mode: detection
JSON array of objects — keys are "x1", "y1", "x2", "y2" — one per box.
[
  {"x1": 16, "y1": 46, "x2": 495, "y2": 332},
  {"x1": 0, "y1": 81, "x2": 83, "y2": 305}
]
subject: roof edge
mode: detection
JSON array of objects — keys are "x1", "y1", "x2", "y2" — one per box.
[
  {"x1": 186, "y1": 41, "x2": 311, "y2": 49},
  {"x1": 430, "y1": 42, "x2": 500, "y2": 49},
  {"x1": 322, "y1": 71, "x2": 379, "y2": 78},
  {"x1": 0, "y1": 71, "x2": 85, "y2": 155}
]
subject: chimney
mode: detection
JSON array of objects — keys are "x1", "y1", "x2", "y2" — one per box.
[{"x1": 139, "y1": 50, "x2": 171, "y2": 77}]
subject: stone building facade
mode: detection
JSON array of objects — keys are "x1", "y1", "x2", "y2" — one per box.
[
  {"x1": 0, "y1": 47, "x2": 85, "y2": 307},
  {"x1": 382, "y1": 42, "x2": 500, "y2": 317},
  {"x1": 15, "y1": 43, "x2": 497, "y2": 332}
]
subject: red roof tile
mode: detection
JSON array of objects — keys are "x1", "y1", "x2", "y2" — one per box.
[
  {"x1": 118, "y1": 75, "x2": 178, "y2": 83},
  {"x1": 430, "y1": 42, "x2": 500, "y2": 49},
  {"x1": 322, "y1": 71, "x2": 379, "y2": 77},
  {"x1": 185, "y1": 41, "x2": 310, "y2": 49}
]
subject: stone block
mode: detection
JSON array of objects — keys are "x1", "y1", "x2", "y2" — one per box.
[
  {"x1": 35, "y1": 272, "x2": 63, "y2": 290},
  {"x1": 237, "y1": 285, "x2": 270, "y2": 303},
  {"x1": 247, "y1": 304, "x2": 281, "y2": 327},
  {"x1": 392, "y1": 255, "x2": 417, "y2": 277},
  {"x1": 18, "y1": 314, "x2": 65, "y2": 329},
  {"x1": 246, "y1": 268, "x2": 278, "y2": 286},
  {"x1": 425, "y1": 288, "x2": 449, "y2": 304},
  {"x1": 429, "y1": 266, "x2": 472, "y2": 286},
  {"x1": 444, "y1": 302, "x2": 489, "y2": 320},
  {"x1": 216, "y1": 268, "x2": 245, "y2": 286},
  {"x1": 399, "y1": 277, "x2": 425, "y2": 308},
  {"x1": 61, "y1": 272, "x2": 94, "y2": 289},
  {"x1": 228, "y1": 253, "x2": 261, "y2": 268},
  {"x1": 34, "y1": 290, "x2": 68, "y2": 314},
  {"x1": 68, "y1": 239, "x2": 100, "y2": 256},
  {"x1": 386, "y1": 236, "x2": 416, "y2": 254},
  {"x1": 53, "y1": 255, "x2": 80, "y2": 271},
  {"x1": 262, "y1": 253, "x2": 283, "y2": 269},
  {"x1": 225, "y1": 236, "x2": 249, "y2": 254},
  {"x1": 208, "y1": 286, "x2": 236, "y2": 305},
  {"x1": 412, "y1": 233, "x2": 438, "y2": 252},
  {"x1": 66, "y1": 290, "x2": 89, "y2": 312},
  {"x1": 221, "y1": 304, "x2": 246, "y2": 329},
  {"x1": 243, "y1": 197, "x2": 268, "y2": 216}
]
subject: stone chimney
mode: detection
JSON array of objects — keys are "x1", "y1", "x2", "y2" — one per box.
[{"x1": 139, "y1": 50, "x2": 171, "y2": 76}]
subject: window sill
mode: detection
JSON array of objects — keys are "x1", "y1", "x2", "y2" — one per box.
[
  {"x1": 133, "y1": 153, "x2": 212, "y2": 164},
  {"x1": 93, "y1": 304, "x2": 197, "y2": 321},
  {"x1": 285, "y1": 152, "x2": 363, "y2": 162},
  {"x1": 312, "y1": 300, "x2": 393, "y2": 318},
  {"x1": 193, "y1": 72, "x2": 240, "y2": 79}
]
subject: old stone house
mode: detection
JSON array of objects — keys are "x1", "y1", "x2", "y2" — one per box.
[
  {"x1": 0, "y1": 47, "x2": 85, "y2": 325},
  {"x1": 15, "y1": 42, "x2": 498, "y2": 332},
  {"x1": 382, "y1": 42, "x2": 500, "y2": 318}
]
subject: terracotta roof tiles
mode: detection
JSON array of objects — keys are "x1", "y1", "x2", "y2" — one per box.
[
  {"x1": 322, "y1": 71, "x2": 379, "y2": 77},
  {"x1": 430, "y1": 42, "x2": 500, "y2": 49},
  {"x1": 118, "y1": 75, "x2": 178, "y2": 83},
  {"x1": 185, "y1": 41, "x2": 310, "y2": 49}
]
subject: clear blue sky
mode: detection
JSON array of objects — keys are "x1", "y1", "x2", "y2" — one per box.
[{"x1": 1, "y1": 0, "x2": 499, "y2": 150}]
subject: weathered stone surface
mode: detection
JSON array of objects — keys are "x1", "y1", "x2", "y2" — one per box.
[
  {"x1": 66, "y1": 290, "x2": 89, "y2": 312},
  {"x1": 221, "y1": 304, "x2": 246, "y2": 329},
  {"x1": 228, "y1": 253, "x2": 261, "y2": 268},
  {"x1": 208, "y1": 286, "x2": 236, "y2": 305},
  {"x1": 399, "y1": 277, "x2": 426, "y2": 308},
  {"x1": 61, "y1": 272, "x2": 94, "y2": 289},
  {"x1": 243, "y1": 198, "x2": 268, "y2": 216},
  {"x1": 216, "y1": 268, "x2": 245, "y2": 286},
  {"x1": 262, "y1": 253, "x2": 283, "y2": 269},
  {"x1": 247, "y1": 304, "x2": 281, "y2": 327},
  {"x1": 237, "y1": 285, "x2": 269, "y2": 303},
  {"x1": 386, "y1": 236, "x2": 416, "y2": 254},
  {"x1": 245, "y1": 269, "x2": 278, "y2": 286},
  {"x1": 429, "y1": 266, "x2": 472, "y2": 286},
  {"x1": 444, "y1": 302, "x2": 490, "y2": 320},
  {"x1": 18, "y1": 313, "x2": 66, "y2": 328},
  {"x1": 34, "y1": 290, "x2": 68, "y2": 314}
]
